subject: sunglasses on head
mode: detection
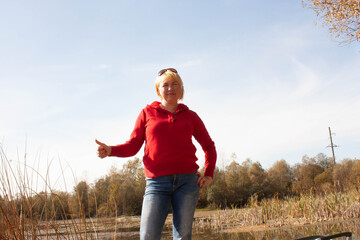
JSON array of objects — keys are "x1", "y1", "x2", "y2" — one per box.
[{"x1": 158, "y1": 68, "x2": 178, "y2": 76}]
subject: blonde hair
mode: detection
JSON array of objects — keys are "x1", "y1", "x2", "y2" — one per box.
[{"x1": 155, "y1": 69, "x2": 184, "y2": 100}]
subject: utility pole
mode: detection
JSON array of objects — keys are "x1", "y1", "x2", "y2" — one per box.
[{"x1": 327, "y1": 127, "x2": 338, "y2": 165}]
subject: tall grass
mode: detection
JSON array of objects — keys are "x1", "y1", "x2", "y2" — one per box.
[
  {"x1": 194, "y1": 189, "x2": 360, "y2": 232},
  {"x1": 0, "y1": 144, "x2": 102, "y2": 239}
]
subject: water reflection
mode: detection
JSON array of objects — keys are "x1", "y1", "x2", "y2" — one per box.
[
  {"x1": 39, "y1": 218, "x2": 359, "y2": 239},
  {"x1": 111, "y1": 219, "x2": 360, "y2": 239}
]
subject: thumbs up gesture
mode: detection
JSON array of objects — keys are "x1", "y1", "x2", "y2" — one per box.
[{"x1": 95, "y1": 139, "x2": 112, "y2": 158}]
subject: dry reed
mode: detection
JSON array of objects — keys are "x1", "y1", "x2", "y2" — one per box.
[
  {"x1": 0, "y1": 144, "x2": 104, "y2": 239},
  {"x1": 193, "y1": 189, "x2": 360, "y2": 232}
]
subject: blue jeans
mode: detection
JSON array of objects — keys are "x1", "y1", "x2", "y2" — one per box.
[{"x1": 140, "y1": 172, "x2": 200, "y2": 240}]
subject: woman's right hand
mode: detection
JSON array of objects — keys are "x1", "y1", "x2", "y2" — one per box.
[{"x1": 95, "y1": 139, "x2": 111, "y2": 158}]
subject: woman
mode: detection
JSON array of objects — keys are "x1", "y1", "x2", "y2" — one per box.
[{"x1": 96, "y1": 68, "x2": 216, "y2": 240}]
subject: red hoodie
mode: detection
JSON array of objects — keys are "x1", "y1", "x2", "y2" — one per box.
[{"x1": 110, "y1": 101, "x2": 217, "y2": 178}]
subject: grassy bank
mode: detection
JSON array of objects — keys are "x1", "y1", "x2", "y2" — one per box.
[{"x1": 193, "y1": 188, "x2": 360, "y2": 232}]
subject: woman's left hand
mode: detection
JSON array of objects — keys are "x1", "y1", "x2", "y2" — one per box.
[{"x1": 195, "y1": 172, "x2": 213, "y2": 189}]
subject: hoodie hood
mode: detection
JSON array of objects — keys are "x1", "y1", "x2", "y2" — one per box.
[{"x1": 149, "y1": 101, "x2": 189, "y2": 114}]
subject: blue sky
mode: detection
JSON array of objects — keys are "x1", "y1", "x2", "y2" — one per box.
[{"x1": 1, "y1": 0, "x2": 359, "y2": 191}]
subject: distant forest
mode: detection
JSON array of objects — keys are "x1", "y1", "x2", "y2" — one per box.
[{"x1": 6, "y1": 153, "x2": 360, "y2": 220}]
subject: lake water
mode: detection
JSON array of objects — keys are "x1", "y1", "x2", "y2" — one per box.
[{"x1": 34, "y1": 217, "x2": 360, "y2": 239}]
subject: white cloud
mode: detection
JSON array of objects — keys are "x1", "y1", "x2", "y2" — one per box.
[
  {"x1": 95, "y1": 64, "x2": 112, "y2": 70},
  {"x1": 291, "y1": 57, "x2": 321, "y2": 98},
  {"x1": 178, "y1": 59, "x2": 203, "y2": 68}
]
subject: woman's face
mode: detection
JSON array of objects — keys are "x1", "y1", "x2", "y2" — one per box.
[{"x1": 159, "y1": 78, "x2": 181, "y2": 104}]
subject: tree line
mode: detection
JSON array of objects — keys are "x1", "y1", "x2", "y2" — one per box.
[{"x1": 8, "y1": 153, "x2": 360, "y2": 220}]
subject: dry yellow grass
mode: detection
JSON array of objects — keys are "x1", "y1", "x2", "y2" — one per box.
[{"x1": 193, "y1": 189, "x2": 360, "y2": 233}]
